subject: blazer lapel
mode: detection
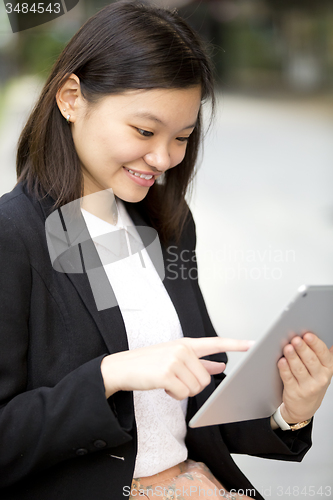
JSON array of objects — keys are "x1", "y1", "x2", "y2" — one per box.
[{"x1": 35, "y1": 190, "x2": 129, "y2": 355}]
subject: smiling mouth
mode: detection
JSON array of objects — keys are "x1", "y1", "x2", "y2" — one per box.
[{"x1": 123, "y1": 167, "x2": 154, "y2": 180}]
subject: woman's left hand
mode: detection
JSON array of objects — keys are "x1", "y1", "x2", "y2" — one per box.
[{"x1": 277, "y1": 332, "x2": 333, "y2": 424}]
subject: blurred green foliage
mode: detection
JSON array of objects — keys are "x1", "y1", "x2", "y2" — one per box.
[
  {"x1": 224, "y1": 23, "x2": 280, "y2": 71},
  {"x1": 16, "y1": 31, "x2": 68, "y2": 78}
]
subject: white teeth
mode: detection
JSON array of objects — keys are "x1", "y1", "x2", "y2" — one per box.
[{"x1": 126, "y1": 168, "x2": 153, "y2": 180}]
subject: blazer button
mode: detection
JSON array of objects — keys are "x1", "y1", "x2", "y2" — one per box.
[
  {"x1": 94, "y1": 439, "x2": 107, "y2": 449},
  {"x1": 76, "y1": 448, "x2": 88, "y2": 456}
]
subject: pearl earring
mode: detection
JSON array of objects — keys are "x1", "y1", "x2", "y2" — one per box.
[{"x1": 66, "y1": 115, "x2": 71, "y2": 123}]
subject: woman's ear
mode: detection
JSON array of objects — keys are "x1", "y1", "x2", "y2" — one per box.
[{"x1": 56, "y1": 73, "x2": 83, "y2": 124}]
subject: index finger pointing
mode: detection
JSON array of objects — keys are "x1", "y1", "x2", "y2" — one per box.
[{"x1": 186, "y1": 337, "x2": 254, "y2": 359}]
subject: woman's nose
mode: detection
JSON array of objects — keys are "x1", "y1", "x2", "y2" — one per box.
[{"x1": 143, "y1": 144, "x2": 171, "y2": 172}]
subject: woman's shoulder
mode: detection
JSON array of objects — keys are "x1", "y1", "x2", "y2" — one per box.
[
  {"x1": 0, "y1": 183, "x2": 46, "y2": 248},
  {"x1": 0, "y1": 182, "x2": 31, "y2": 214},
  {"x1": 0, "y1": 182, "x2": 43, "y2": 222},
  {"x1": 0, "y1": 182, "x2": 25, "y2": 206}
]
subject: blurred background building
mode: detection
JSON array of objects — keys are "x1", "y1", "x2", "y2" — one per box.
[
  {"x1": 1, "y1": 0, "x2": 333, "y2": 498},
  {"x1": 1, "y1": 0, "x2": 333, "y2": 92}
]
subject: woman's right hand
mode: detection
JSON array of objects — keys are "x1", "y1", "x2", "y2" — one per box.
[{"x1": 100, "y1": 337, "x2": 253, "y2": 400}]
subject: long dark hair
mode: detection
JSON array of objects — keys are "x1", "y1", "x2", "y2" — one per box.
[{"x1": 16, "y1": 0, "x2": 216, "y2": 246}]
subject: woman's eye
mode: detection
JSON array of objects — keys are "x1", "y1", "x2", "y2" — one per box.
[
  {"x1": 136, "y1": 128, "x2": 189, "y2": 142},
  {"x1": 137, "y1": 128, "x2": 153, "y2": 137}
]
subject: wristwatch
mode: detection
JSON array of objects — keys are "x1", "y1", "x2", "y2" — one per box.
[{"x1": 272, "y1": 405, "x2": 312, "y2": 431}]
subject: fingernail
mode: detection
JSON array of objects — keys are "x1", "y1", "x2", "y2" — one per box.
[{"x1": 248, "y1": 340, "x2": 256, "y2": 347}]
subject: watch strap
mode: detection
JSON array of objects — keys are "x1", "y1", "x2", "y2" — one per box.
[
  {"x1": 272, "y1": 405, "x2": 312, "y2": 431},
  {"x1": 289, "y1": 419, "x2": 312, "y2": 431}
]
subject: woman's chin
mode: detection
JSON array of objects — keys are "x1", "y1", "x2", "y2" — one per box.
[{"x1": 115, "y1": 188, "x2": 150, "y2": 204}]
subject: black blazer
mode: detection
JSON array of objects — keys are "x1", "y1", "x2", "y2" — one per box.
[{"x1": 0, "y1": 182, "x2": 312, "y2": 500}]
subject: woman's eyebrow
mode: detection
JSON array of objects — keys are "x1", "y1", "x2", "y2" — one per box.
[{"x1": 132, "y1": 111, "x2": 197, "y2": 130}]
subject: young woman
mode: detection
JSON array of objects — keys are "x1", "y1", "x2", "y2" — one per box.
[{"x1": 0, "y1": 2, "x2": 332, "y2": 499}]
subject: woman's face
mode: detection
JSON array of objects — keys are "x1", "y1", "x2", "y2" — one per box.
[{"x1": 70, "y1": 86, "x2": 202, "y2": 203}]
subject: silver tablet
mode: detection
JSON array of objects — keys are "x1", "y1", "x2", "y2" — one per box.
[{"x1": 189, "y1": 285, "x2": 333, "y2": 428}]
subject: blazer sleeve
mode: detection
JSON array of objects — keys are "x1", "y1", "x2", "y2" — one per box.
[
  {"x1": 219, "y1": 415, "x2": 313, "y2": 461},
  {"x1": 0, "y1": 210, "x2": 133, "y2": 488},
  {"x1": 184, "y1": 208, "x2": 312, "y2": 461}
]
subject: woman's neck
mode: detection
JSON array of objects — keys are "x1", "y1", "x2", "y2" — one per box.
[{"x1": 80, "y1": 188, "x2": 118, "y2": 225}]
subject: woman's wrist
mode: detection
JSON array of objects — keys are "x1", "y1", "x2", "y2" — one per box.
[
  {"x1": 271, "y1": 404, "x2": 313, "y2": 431},
  {"x1": 100, "y1": 355, "x2": 120, "y2": 399},
  {"x1": 270, "y1": 415, "x2": 279, "y2": 430}
]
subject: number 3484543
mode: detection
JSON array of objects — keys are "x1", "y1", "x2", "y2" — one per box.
[
  {"x1": 5, "y1": 3, "x2": 61, "y2": 14},
  {"x1": 276, "y1": 486, "x2": 331, "y2": 497}
]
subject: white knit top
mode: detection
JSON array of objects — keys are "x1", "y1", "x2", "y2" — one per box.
[{"x1": 81, "y1": 198, "x2": 188, "y2": 478}]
